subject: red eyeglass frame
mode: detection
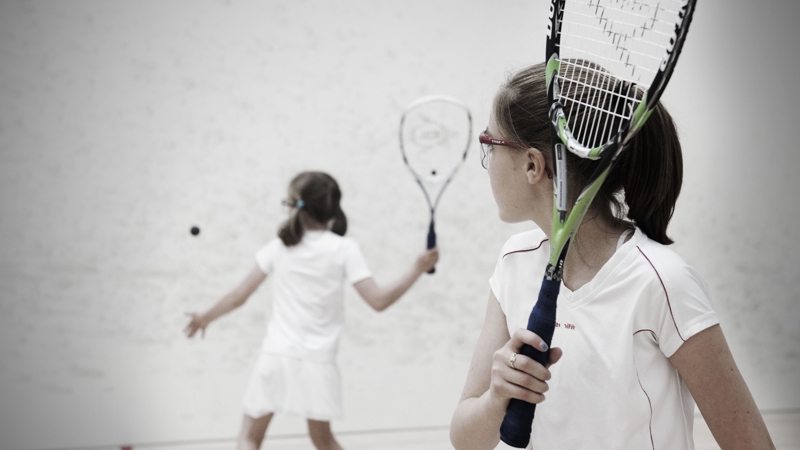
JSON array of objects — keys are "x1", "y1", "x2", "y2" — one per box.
[
  {"x1": 479, "y1": 132, "x2": 521, "y2": 149},
  {"x1": 478, "y1": 132, "x2": 552, "y2": 179}
]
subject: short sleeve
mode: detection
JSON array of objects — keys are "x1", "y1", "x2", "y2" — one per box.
[
  {"x1": 489, "y1": 251, "x2": 505, "y2": 305},
  {"x1": 254, "y1": 239, "x2": 283, "y2": 275},
  {"x1": 342, "y1": 239, "x2": 372, "y2": 284},
  {"x1": 490, "y1": 230, "x2": 549, "y2": 314},
  {"x1": 636, "y1": 247, "x2": 719, "y2": 358}
]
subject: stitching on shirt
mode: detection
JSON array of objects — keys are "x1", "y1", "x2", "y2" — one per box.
[
  {"x1": 502, "y1": 238, "x2": 548, "y2": 258},
  {"x1": 636, "y1": 246, "x2": 686, "y2": 342},
  {"x1": 634, "y1": 328, "x2": 657, "y2": 341},
  {"x1": 633, "y1": 353, "x2": 656, "y2": 450}
]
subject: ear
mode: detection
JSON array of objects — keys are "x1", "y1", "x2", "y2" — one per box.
[{"x1": 524, "y1": 147, "x2": 550, "y2": 185}]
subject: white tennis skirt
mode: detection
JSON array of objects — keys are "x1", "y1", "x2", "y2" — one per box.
[{"x1": 242, "y1": 352, "x2": 343, "y2": 421}]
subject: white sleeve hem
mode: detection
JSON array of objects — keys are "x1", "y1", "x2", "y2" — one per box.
[
  {"x1": 661, "y1": 312, "x2": 720, "y2": 357},
  {"x1": 348, "y1": 272, "x2": 373, "y2": 285}
]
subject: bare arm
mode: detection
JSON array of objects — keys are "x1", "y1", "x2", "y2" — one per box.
[
  {"x1": 352, "y1": 248, "x2": 438, "y2": 312},
  {"x1": 669, "y1": 324, "x2": 775, "y2": 450},
  {"x1": 184, "y1": 265, "x2": 267, "y2": 338},
  {"x1": 450, "y1": 291, "x2": 562, "y2": 450}
]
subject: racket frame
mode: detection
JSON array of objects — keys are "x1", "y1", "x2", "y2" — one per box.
[{"x1": 399, "y1": 95, "x2": 473, "y2": 271}]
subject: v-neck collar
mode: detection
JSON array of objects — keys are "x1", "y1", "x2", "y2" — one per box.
[{"x1": 558, "y1": 228, "x2": 642, "y2": 307}]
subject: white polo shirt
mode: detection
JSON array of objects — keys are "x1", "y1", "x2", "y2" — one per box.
[
  {"x1": 490, "y1": 228, "x2": 718, "y2": 449},
  {"x1": 255, "y1": 230, "x2": 372, "y2": 363}
]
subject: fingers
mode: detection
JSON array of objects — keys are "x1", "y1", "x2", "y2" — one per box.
[
  {"x1": 488, "y1": 329, "x2": 563, "y2": 406},
  {"x1": 427, "y1": 248, "x2": 439, "y2": 267},
  {"x1": 491, "y1": 364, "x2": 548, "y2": 404},
  {"x1": 490, "y1": 347, "x2": 550, "y2": 405},
  {"x1": 184, "y1": 312, "x2": 201, "y2": 338},
  {"x1": 184, "y1": 324, "x2": 197, "y2": 338},
  {"x1": 509, "y1": 328, "x2": 549, "y2": 353},
  {"x1": 499, "y1": 343, "x2": 552, "y2": 383},
  {"x1": 417, "y1": 247, "x2": 439, "y2": 272}
]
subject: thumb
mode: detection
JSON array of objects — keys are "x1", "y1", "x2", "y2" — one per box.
[{"x1": 546, "y1": 347, "x2": 563, "y2": 368}]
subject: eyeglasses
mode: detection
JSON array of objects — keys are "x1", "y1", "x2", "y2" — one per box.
[
  {"x1": 479, "y1": 131, "x2": 521, "y2": 169},
  {"x1": 477, "y1": 131, "x2": 553, "y2": 179}
]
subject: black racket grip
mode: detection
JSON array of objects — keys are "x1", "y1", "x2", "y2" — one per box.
[
  {"x1": 426, "y1": 221, "x2": 436, "y2": 274},
  {"x1": 499, "y1": 277, "x2": 560, "y2": 448}
]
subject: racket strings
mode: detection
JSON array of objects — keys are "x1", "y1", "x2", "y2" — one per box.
[
  {"x1": 557, "y1": 0, "x2": 686, "y2": 84},
  {"x1": 408, "y1": 113, "x2": 459, "y2": 148},
  {"x1": 401, "y1": 100, "x2": 471, "y2": 184},
  {"x1": 553, "y1": 0, "x2": 684, "y2": 149},
  {"x1": 558, "y1": 59, "x2": 642, "y2": 149}
]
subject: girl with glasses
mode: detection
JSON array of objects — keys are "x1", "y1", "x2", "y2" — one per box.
[
  {"x1": 450, "y1": 63, "x2": 773, "y2": 449},
  {"x1": 184, "y1": 171, "x2": 438, "y2": 450}
]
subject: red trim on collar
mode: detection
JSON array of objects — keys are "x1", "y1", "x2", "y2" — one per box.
[{"x1": 502, "y1": 238, "x2": 548, "y2": 258}]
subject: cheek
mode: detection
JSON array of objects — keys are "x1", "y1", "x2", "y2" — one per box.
[
  {"x1": 488, "y1": 165, "x2": 514, "y2": 216},
  {"x1": 487, "y1": 164, "x2": 503, "y2": 202}
]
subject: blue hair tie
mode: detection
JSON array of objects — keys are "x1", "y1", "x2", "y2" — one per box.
[{"x1": 296, "y1": 200, "x2": 305, "y2": 209}]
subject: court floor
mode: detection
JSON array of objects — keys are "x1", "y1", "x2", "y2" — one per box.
[{"x1": 72, "y1": 409, "x2": 798, "y2": 450}]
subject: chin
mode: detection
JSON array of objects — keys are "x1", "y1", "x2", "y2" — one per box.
[{"x1": 497, "y1": 210, "x2": 524, "y2": 224}]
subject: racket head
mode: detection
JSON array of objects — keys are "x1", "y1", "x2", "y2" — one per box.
[
  {"x1": 547, "y1": 0, "x2": 697, "y2": 159},
  {"x1": 543, "y1": 0, "x2": 696, "y2": 264},
  {"x1": 399, "y1": 95, "x2": 472, "y2": 209}
]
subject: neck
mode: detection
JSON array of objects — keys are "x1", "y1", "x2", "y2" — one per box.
[
  {"x1": 557, "y1": 216, "x2": 629, "y2": 291},
  {"x1": 299, "y1": 212, "x2": 327, "y2": 230}
]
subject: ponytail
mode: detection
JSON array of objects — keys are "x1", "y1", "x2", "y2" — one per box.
[
  {"x1": 612, "y1": 103, "x2": 682, "y2": 245},
  {"x1": 330, "y1": 207, "x2": 347, "y2": 236},
  {"x1": 278, "y1": 204, "x2": 304, "y2": 246}
]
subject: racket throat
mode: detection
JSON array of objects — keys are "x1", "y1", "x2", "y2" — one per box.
[{"x1": 544, "y1": 253, "x2": 566, "y2": 282}]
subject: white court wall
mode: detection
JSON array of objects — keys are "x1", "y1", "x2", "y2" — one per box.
[{"x1": 0, "y1": 1, "x2": 798, "y2": 449}]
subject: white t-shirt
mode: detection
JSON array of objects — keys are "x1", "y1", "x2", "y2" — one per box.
[
  {"x1": 490, "y1": 228, "x2": 718, "y2": 449},
  {"x1": 255, "y1": 230, "x2": 372, "y2": 363}
]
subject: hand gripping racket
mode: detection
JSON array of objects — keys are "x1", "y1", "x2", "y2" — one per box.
[
  {"x1": 499, "y1": 0, "x2": 697, "y2": 446},
  {"x1": 400, "y1": 96, "x2": 472, "y2": 274}
]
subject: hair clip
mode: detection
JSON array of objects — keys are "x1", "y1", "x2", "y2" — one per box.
[{"x1": 296, "y1": 200, "x2": 305, "y2": 209}]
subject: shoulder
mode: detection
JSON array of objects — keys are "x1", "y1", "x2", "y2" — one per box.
[
  {"x1": 254, "y1": 237, "x2": 286, "y2": 273},
  {"x1": 322, "y1": 233, "x2": 365, "y2": 257},
  {"x1": 492, "y1": 229, "x2": 549, "y2": 285},
  {"x1": 334, "y1": 233, "x2": 359, "y2": 250},
  {"x1": 257, "y1": 237, "x2": 285, "y2": 254},
  {"x1": 631, "y1": 235, "x2": 708, "y2": 293},
  {"x1": 499, "y1": 229, "x2": 549, "y2": 260},
  {"x1": 490, "y1": 229, "x2": 549, "y2": 321},
  {"x1": 628, "y1": 231, "x2": 717, "y2": 354}
]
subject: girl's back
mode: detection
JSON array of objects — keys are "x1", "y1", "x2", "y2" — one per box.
[{"x1": 256, "y1": 229, "x2": 371, "y2": 362}]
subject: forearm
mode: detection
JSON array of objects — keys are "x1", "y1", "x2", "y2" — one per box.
[
  {"x1": 201, "y1": 292, "x2": 245, "y2": 324},
  {"x1": 450, "y1": 392, "x2": 506, "y2": 450},
  {"x1": 371, "y1": 265, "x2": 423, "y2": 311}
]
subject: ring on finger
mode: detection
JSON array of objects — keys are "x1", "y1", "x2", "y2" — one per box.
[{"x1": 508, "y1": 352, "x2": 517, "y2": 370}]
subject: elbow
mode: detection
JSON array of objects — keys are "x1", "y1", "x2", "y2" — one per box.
[
  {"x1": 370, "y1": 301, "x2": 389, "y2": 313},
  {"x1": 449, "y1": 426, "x2": 460, "y2": 450},
  {"x1": 227, "y1": 294, "x2": 246, "y2": 308},
  {"x1": 449, "y1": 426, "x2": 472, "y2": 450},
  {"x1": 362, "y1": 292, "x2": 391, "y2": 312}
]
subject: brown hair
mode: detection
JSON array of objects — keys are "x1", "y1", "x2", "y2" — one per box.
[
  {"x1": 493, "y1": 62, "x2": 683, "y2": 245},
  {"x1": 278, "y1": 171, "x2": 347, "y2": 246}
]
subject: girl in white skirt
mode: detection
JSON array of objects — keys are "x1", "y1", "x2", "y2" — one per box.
[{"x1": 185, "y1": 171, "x2": 438, "y2": 450}]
